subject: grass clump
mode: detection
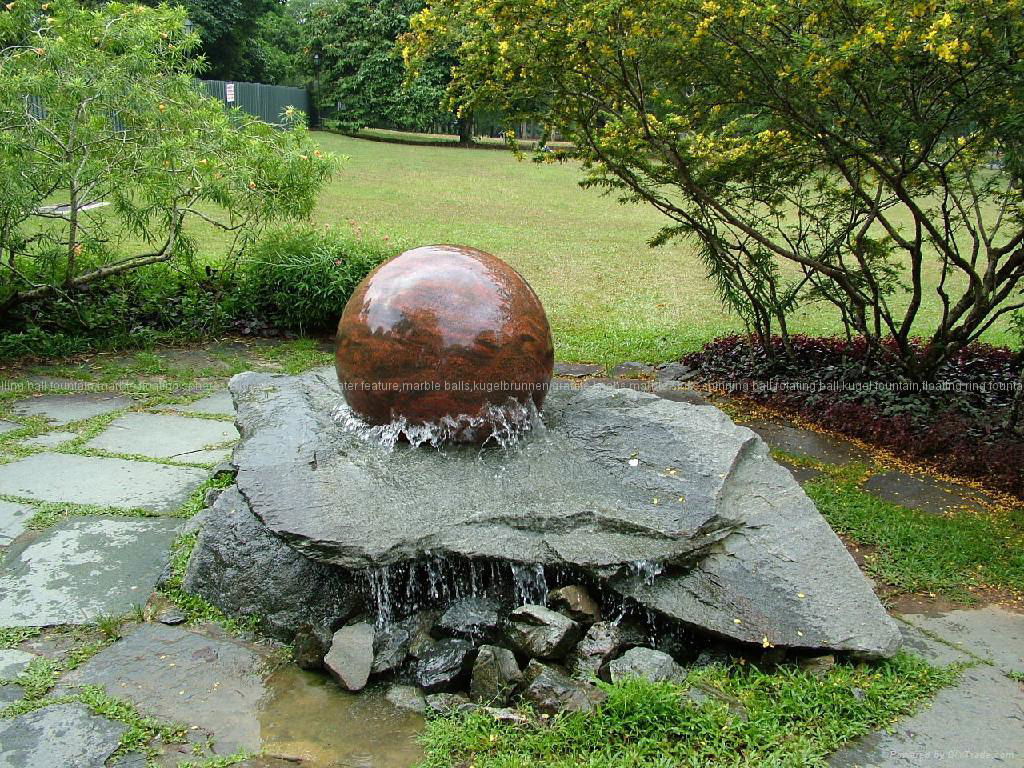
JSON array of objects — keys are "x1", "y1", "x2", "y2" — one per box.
[
  {"x1": 807, "y1": 477, "x2": 1024, "y2": 601},
  {"x1": 418, "y1": 654, "x2": 958, "y2": 768}
]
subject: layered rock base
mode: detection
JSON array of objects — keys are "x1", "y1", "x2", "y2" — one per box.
[{"x1": 184, "y1": 368, "x2": 900, "y2": 703}]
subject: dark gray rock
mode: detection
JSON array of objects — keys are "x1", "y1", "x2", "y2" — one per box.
[
  {"x1": 0, "y1": 703, "x2": 126, "y2": 767},
  {"x1": 227, "y1": 371, "x2": 900, "y2": 658},
  {"x1": 655, "y1": 362, "x2": 698, "y2": 382},
  {"x1": 324, "y1": 623, "x2": 375, "y2": 692},
  {"x1": 156, "y1": 607, "x2": 187, "y2": 626},
  {"x1": 507, "y1": 605, "x2": 581, "y2": 660},
  {"x1": 293, "y1": 623, "x2": 332, "y2": 670},
  {"x1": 548, "y1": 585, "x2": 601, "y2": 623},
  {"x1": 415, "y1": 639, "x2": 476, "y2": 693},
  {"x1": 798, "y1": 654, "x2": 836, "y2": 678},
  {"x1": 434, "y1": 597, "x2": 502, "y2": 642},
  {"x1": 607, "y1": 647, "x2": 685, "y2": 684},
  {"x1": 59, "y1": 624, "x2": 269, "y2": 755},
  {"x1": 566, "y1": 622, "x2": 630, "y2": 680},
  {"x1": 386, "y1": 684, "x2": 427, "y2": 714},
  {"x1": 372, "y1": 624, "x2": 412, "y2": 674},
  {"x1": 470, "y1": 645, "x2": 522, "y2": 705},
  {"x1": 519, "y1": 660, "x2": 606, "y2": 715},
  {"x1": 483, "y1": 706, "x2": 531, "y2": 725},
  {"x1": 425, "y1": 692, "x2": 475, "y2": 716},
  {"x1": 182, "y1": 486, "x2": 360, "y2": 641}
]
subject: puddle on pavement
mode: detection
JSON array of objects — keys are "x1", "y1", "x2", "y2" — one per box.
[{"x1": 259, "y1": 665, "x2": 425, "y2": 767}]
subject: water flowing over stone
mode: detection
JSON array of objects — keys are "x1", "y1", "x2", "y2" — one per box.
[{"x1": 206, "y1": 369, "x2": 900, "y2": 658}]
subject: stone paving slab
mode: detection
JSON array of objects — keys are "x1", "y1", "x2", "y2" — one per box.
[
  {"x1": 864, "y1": 471, "x2": 991, "y2": 516},
  {"x1": 741, "y1": 418, "x2": 867, "y2": 465},
  {"x1": 11, "y1": 392, "x2": 132, "y2": 425},
  {"x1": 895, "y1": 621, "x2": 973, "y2": 668},
  {"x1": 20, "y1": 430, "x2": 78, "y2": 449},
  {"x1": 61, "y1": 622, "x2": 271, "y2": 755},
  {"x1": 165, "y1": 390, "x2": 235, "y2": 416},
  {"x1": 0, "y1": 453, "x2": 207, "y2": 513},
  {"x1": 0, "y1": 517, "x2": 181, "y2": 627},
  {"x1": 0, "y1": 682, "x2": 24, "y2": 706},
  {"x1": 0, "y1": 420, "x2": 21, "y2": 436},
  {"x1": 0, "y1": 501, "x2": 33, "y2": 546},
  {"x1": 85, "y1": 412, "x2": 238, "y2": 464},
  {"x1": 828, "y1": 664, "x2": 1024, "y2": 768},
  {"x1": 0, "y1": 649, "x2": 36, "y2": 679},
  {"x1": 0, "y1": 702, "x2": 127, "y2": 768},
  {"x1": 901, "y1": 607, "x2": 1024, "y2": 674}
]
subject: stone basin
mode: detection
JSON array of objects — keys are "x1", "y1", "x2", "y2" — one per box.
[{"x1": 218, "y1": 369, "x2": 900, "y2": 658}]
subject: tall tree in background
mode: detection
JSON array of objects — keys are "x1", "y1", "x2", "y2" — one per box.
[{"x1": 305, "y1": 0, "x2": 450, "y2": 133}]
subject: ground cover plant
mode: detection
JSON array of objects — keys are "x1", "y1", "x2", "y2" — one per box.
[{"x1": 685, "y1": 334, "x2": 1024, "y2": 496}]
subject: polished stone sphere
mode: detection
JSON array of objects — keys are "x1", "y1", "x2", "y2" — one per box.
[{"x1": 336, "y1": 245, "x2": 554, "y2": 434}]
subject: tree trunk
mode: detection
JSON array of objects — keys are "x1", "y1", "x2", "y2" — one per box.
[{"x1": 457, "y1": 113, "x2": 474, "y2": 146}]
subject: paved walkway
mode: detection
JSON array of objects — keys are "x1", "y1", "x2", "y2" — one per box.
[{"x1": 0, "y1": 350, "x2": 1019, "y2": 767}]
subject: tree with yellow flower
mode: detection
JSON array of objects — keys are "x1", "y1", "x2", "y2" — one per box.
[{"x1": 407, "y1": 0, "x2": 1024, "y2": 381}]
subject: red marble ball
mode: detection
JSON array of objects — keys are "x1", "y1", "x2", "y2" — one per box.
[{"x1": 335, "y1": 245, "x2": 554, "y2": 431}]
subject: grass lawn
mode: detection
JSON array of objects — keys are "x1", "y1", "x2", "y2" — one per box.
[{"x1": 275, "y1": 132, "x2": 1015, "y2": 365}]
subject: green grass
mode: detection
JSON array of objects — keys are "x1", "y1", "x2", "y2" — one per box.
[
  {"x1": 807, "y1": 476, "x2": 1024, "y2": 601},
  {"x1": 278, "y1": 133, "x2": 1016, "y2": 364},
  {"x1": 417, "y1": 655, "x2": 959, "y2": 768}
]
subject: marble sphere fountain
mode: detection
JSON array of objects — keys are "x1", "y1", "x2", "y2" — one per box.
[
  {"x1": 335, "y1": 245, "x2": 554, "y2": 441},
  {"x1": 183, "y1": 244, "x2": 901, "y2": 699}
]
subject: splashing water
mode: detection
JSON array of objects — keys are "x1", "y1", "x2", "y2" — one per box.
[{"x1": 334, "y1": 397, "x2": 544, "y2": 450}]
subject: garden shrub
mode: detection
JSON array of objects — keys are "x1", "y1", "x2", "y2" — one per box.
[
  {"x1": 685, "y1": 335, "x2": 1024, "y2": 497},
  {"x1": 232, "y1": 225, "x2": 395, "y2": 334}
]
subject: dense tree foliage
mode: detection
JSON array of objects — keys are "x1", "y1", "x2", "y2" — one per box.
[
  {"x1": 408, "y1": 0, "x2": 1024, "y2": 380},
  {"x1": 304, "y1": 0, "x2": 450, "y2": 132},
  {"x1": 0, "y1": 0, "x2": 334, "y2": 315}
]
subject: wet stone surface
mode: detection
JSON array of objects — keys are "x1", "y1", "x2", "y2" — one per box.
[
  {"x1": 0, "y1": 500, "x2": 33, "y2": 546},
  {"x1": 900, "y1": 606, "x2": 1024, "y2": 674},
  {"x1": 741, "y1": 418, "x2": 866, "y2": 465},
  {"x1": 828, "y1": 664, "x2": 1024, "y2": 768},
  {"x1": 11, "y1": 392, "x2": 132, "y2": 425},
  {"x1": 229, "y1": 370, "x2": 900, "y2": 657},
  {"x1": 864, "y1": 470, "x2": 992, "y2": 516},
  {"x1": 0, "y1": 452, "x2": 207, "y2": 513},
  {"x1": 0, "y1": 517, "x2": 181, "y2": 626},
  {"x1": 85, "y1": 412, "x2": 239, "y2": 464},
  {"x1": 61, "y1": 622, "x2": 271, "y2": 755},
  {"x1": 0, "y1": 703, "x2": 127, "y2": 768},
  {"x1": 165, "y1": 389, "x2": 235, "y2": 416}
]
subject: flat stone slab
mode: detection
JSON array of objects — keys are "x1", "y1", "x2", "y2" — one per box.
[
  {"x1": 0, "y1": 501, "x2": 33, "y2": 546},
  {"x1": 166, "y1": 390, "x2": 235, "y2": 416},
  {"x1": 0, "y1": 703, "x2": 127, "y2": 768},
  {"x1": 741, "y1": 419, "x2": 866, "y2": 466},
  {"x1": 85, "y1": 412, "x2": 238, "y2": 464},
  {"x1": 230, "y1": 369, "x2": 900, "y2": 657},
  {"x1": 901, "y1": 607, "x2": 1024, "y2": 674},
  {"x1": 0, "y1": 517, "x2": 181, "y2": 626},
  {"x1": 0, "y1": 420, "x2": 21, "y2": 435},
  {"x1": 20, "y1": 430, "x2": 78, "y2": 449},
  {"x1": 828, "y1": 665, "x2": 1024, "y2": 767},
  {"x1": 0, "y1": 682, "x2": 24, "y2": 705},
  {"x1": 0, "y1": 649, "x2": 37, "y2": 679},
  {"x1": 11, "y1": 392, "x2": 132, "y2": 425},
  {"x1": 864, "y1": 471, "x2": 991, "y2": 515},
  {"x1": 553, "y1": 362, "x2": 603, "y2": 378},
  {"x1": 62, "y1": 623, "x2": 271, "y2": 754},
  {"x1": 0, "y1": 453, "x2": 206, "y2": 512}
]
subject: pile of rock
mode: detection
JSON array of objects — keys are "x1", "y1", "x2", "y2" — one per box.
[{"x1": 296, "y1": 587, "x2": 690, "y2": 716}]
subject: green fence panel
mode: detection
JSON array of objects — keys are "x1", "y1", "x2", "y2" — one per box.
[{"x1": 200, "y1": 80, "x2": 310, "y2": 127}]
